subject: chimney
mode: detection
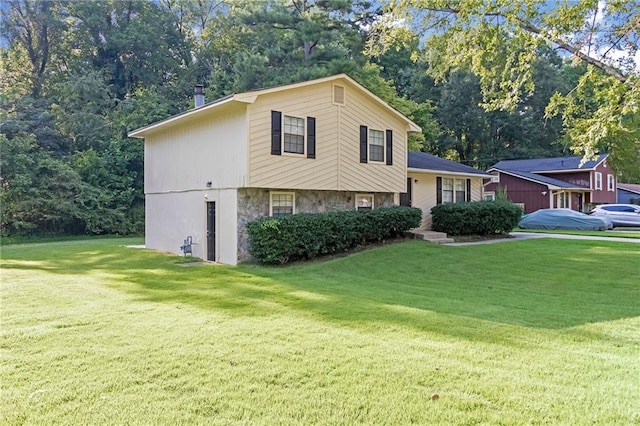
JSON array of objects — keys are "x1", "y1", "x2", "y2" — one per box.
[{"x1": 194, "y1": 84, "x2": 205, "y2": 108}]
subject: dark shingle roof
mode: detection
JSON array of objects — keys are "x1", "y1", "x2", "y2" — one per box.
[
  {"x1": 408, "y1": 152, "x2": 488, "y2": 176},
  {"x1": 492, "y1": 168, "x2": 588, "y2": 189},
  {"x1": 490, "y1": 155, "x2": 607, "y2": 172}
]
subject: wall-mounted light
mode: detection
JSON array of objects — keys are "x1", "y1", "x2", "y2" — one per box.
[
  {"x1": 206, "y1": 181, "x2": 212, "y2": 188},
  {"x1": 414, "y1": 179, "x2": 419, "y2": 183},
  {"x1": 541, "y1": 191, "x2": 547, "y2": 196}
]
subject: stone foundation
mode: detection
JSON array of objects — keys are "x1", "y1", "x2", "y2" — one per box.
[{"x1": 237, "y1": 188, "x2": 395, "y2": 262}]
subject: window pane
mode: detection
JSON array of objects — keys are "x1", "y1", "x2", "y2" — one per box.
[
  {"x1": 356, "y1": 195, "x2": 373, "y2": 210},
  {"x1": 284, "y1": 116, "x2": 304, "y2": 154},
  {"x1": 442, "y1": 178, "x2": 453, "y2": 203},
  {"x1": 369, "y1": 130, "x2": 384, "y2": 162},
  {"x1": 272, "y1": 194, "x2": 294, "y2": 217}
]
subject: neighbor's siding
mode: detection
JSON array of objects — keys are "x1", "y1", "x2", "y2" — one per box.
[
  {"x1": 485, "y1": 173, "x2": 550, "y2": 213},
  {"x1": 246, "y1": 78, "x2": 408, "y2": 193}
]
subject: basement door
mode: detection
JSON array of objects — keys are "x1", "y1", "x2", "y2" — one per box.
[
  {"x1": 206, "y1": 202, "x2": 216, "y2": 262},
  {"x1": 400, "y1": 177, "x2": 413, "y2": 207}
]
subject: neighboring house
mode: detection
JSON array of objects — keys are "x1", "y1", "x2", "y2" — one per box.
[
  {"x1": 128, "y1": 74, "x2": 421, "y2": 265},
  {"x1": 485, "y1": 155, "x2": 616, "y2": 213},
  {"x1": 617, "y1": 183, "x2": 640, "y2": 204},
  {"x1": 403, "y1": 152, "x2": 491, "y2": 229}
]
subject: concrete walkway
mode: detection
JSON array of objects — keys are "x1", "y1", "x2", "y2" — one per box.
[{"x1": 445, "y1": 231, "x2": 640, "y2": 246}]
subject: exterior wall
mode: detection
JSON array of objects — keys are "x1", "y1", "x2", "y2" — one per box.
[
  {"x1": 145, "y1": 188, "x2": 238, "y2": 264},
  {"x1": 246, "y1": 78, "x2": 408, "y2": 193},
  {"x1": 617, "y1": 189, "x2": 640, "y2": 204},
  {"x1": 236, "y1": 188, "x2": 395, "y2": 262},
  {"x1": 408, "y1": 172, "x2": 484, "y2": 229},
  {"x1": 144, "y1": 103, "x2": 248, "y2": 194},
  {"x1": 485, "y1": 173, "x2": 550, "y2": 213},
  {"x1": 591, "y1": 161, "x2": 616, "y2": 204}
]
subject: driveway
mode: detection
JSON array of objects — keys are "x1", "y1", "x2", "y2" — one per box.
[{"x1": 446, "y1": 231, "x2": 640, "y2": 246}]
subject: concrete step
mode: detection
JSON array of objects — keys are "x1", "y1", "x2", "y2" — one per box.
[{"x1": 411, "y1": 230, "x2": 455, "y2": 244}]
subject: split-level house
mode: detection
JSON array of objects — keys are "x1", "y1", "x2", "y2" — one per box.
[
  {"x1": 485, "y1": 155, "x2": 616, "y2": 213},
  {"x1": 129, "y1": 74, "x2": 490, "y2": 265}
]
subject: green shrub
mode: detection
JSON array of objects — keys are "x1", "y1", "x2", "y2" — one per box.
[
  {"x1": 247, "y1": 206, "x2": 422, "y2": 264},
  {"x1": 431, "y1": 201, "x2": 522, "y2": 236}
]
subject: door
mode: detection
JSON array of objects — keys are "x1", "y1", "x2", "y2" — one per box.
[
  {"x1": 206, "y1": 202, "x2": 216, "y2": 262},
  {"x1": 400, "y1": 177, "x2": 412, "y2": 207}
]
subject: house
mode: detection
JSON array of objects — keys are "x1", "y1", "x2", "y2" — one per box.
[
  {"x1": 128, "y1": 74, "x2": 421, "y2": 265},
  {"x1": 485, "y1": 155, "x2": 616, "y2": 213},
  {"x1": 403, "y1": 152, "x2": 491, "y2": 229},
  {"x1": 617, "y1": 183, "x2": 640, "y2": 204}
]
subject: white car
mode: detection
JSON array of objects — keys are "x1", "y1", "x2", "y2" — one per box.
[{"x1": 589, "y1": 204, "x2": 640, "y2": 227}]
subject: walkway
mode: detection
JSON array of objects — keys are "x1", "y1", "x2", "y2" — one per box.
[{"x1": 445, "y1": 231, "x2": 640, "y2": 246}]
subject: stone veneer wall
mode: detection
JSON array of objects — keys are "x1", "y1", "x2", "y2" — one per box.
[{"x1": 237, "y1": 188, "x2": 395, "y2": 262}]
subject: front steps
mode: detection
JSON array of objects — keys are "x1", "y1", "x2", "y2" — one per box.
[{"x1": 411, "y1": 230, "x2": 454, "y2": 244}]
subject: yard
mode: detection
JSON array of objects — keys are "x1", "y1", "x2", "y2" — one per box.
[{"x1": 2, "y1": 237, "x2": 639, "y2": 424}]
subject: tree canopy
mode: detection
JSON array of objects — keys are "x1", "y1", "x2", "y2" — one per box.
[{"x1": 1, "y1": 0, "x2": 638, "y2": 237}]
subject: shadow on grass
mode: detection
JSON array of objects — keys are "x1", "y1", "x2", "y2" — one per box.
[{"x1": 3, "y1": 238, "x2": 640, "y2": 336}]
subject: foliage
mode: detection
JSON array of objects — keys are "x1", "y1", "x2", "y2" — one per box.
[
  {"x1": 431, "y1": 201, "x2": 522, "y2": 236},
  {"x1": 247, "y1": 206, "x2": 422, "y2": 264},
  {"x1": 384, "y1": 0, "x2": 640, "y2": 174}
]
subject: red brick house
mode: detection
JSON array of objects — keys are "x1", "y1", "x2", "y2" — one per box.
[{"x1": 485, "y1": 155, "x2": 616, "y2": 213}]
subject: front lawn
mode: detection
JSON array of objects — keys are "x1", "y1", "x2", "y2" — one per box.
[{"x1": 2, "y1": 238, "x2": 639, "y2": 424}]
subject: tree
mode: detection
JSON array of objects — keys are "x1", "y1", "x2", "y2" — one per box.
[{"x1": 383, "y1": 0, "x2": 640, "y2": 177}]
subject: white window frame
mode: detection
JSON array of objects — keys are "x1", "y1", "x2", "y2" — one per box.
[
  {"x1": 594, "y1": 172, "x2": 602, "y2": 190},
  {"x1": 483, "y1": 192, "x2": 495, "y2": 201},
  {"x1": 270, "y1": 192, "x2": 295, "y2": 217},
  {"x1": 607, "y1": 174, "x2": 615, "y2": 191},
  {"x1": 355, "y1": 194, "x2": 374, "y2": 210},
  {"x1": 442, "y1": 177, "x2": 467, "y2": 203},
  {"x1": 368, "y1": 129, "x2": 385, "y2": 163},
  {"x1": 283, "y1": 115, "x2": 305, "y2": 156}
]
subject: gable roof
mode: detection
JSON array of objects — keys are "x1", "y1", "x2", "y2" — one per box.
[
  {"x1": 490, "y1": 168, "x2": 588, "y2": 190},
  {"x1": 618, "y1": 183, "x2": 640, "y2": 195},
  {"x1": 128, "y1": 74, "x2": 421, "y2": 138},
  {"x1": 490, "y1": 154, "x2": 608, "y2": 173},
  {"x1": 408, "y1": 152, "x2": 491, "y2": 177}
]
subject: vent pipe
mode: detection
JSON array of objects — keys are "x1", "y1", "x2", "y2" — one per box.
[{"x1": 194, "y1": 84, "x2": 205, "y2": 108}]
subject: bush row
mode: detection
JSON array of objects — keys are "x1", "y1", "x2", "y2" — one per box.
[
  {"x1": 431, "y1": 201, "x2": 522, "y2": 236},
  {"x1": 247, "y1": 206, "x2": 422, "y2": 264}
]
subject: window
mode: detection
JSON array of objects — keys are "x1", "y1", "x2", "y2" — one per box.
[
  {"x1": 270, "y1": 192, "x2": 295, "y2": 217},
  {"x1": 271, "y1": 111, "x2": 316, "y2": 158},
  {"x1": 356, "y1": 194, "x2": 374, "y2": 210},
  {"x1": 594, "y1": 172, "x2": 602, "y2": 190},
  {"x1": 483, "y1": 192, "x2": 495, "y2": 201},
  {"x1": 607, "y1": 174, "x2": 615, "y2": 191},
  {"x1": 284, "y1": 115, "x2": 305, "y2": 154},
  {"x1": 442, "y1": 178, "x2": 468, "y2": 203},
  {"x1": 557, "y1": 192, "x2": 570, "y2": 208},
  {"x1": 359, "y1": 126, "x2": 393, "y2": 165},
  {"x1": 369, "y1": 130, "x2": 384, "y2": 162}
]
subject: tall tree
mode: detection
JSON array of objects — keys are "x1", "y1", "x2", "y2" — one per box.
[{"x1": 382, "y1": 0, "x2": 640, "y2": 177}]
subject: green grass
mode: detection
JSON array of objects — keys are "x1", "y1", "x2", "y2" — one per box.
[{"x1": 2, "y1": 237, "x2": 639, "y2": 424}]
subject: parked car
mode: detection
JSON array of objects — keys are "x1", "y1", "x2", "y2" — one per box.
[
  {"x1": 518, "y1": 208, "x2": 613, "y2": 231},
  {"x1": 589, "y1": 204, "x2": 640, "y2": 227}
]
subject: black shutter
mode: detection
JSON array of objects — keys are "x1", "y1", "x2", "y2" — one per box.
[
  {"x1": 307, "y1": 117, "x2": 316, "y2": 159},
  {"x1": 385, "y1": 129, "x2": 393, "y2": 165},
  {"x1": 466, "y1": 179, "x2": 471, "y2": 201},
  {"x1": 359, "y1": 126, "x2": 368, "y2": 163},
  {"x1": 271, "y1": 111, "x2": 282, "y2": 155},
  {"x1": 436, "y1": 177, "x2": 442, "y2": 205}
]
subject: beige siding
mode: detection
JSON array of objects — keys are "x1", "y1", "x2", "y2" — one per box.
[
  {"x1": 409, "y1": 172, "x2": 484, "y2": 229},
  {"x1": 247, "y1": 78, "x2": 408, "y2": 193},
  {"x1": 144, "y1": 103, "x2": 247, "y2": 194}
]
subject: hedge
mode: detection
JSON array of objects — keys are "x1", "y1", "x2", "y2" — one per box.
[
  {"x1": 247, "y1": 206, "x2": 422, "y2": 264},
  {"x1": 431, "y1": 201, "x2": 522, "y2": 236}
]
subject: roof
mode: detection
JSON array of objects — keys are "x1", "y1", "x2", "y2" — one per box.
[
  {"x1": 129, "y1": 74, "x2": 421, "y2": 138},
  {"x1": 490, "y1": 155, "x2": 607, "y2": 173},
  {"x1": 490, "y1": 168, "x2": 588, "y2": 190},
  {"x1": 407, "y1": 152, "x2": 491, "y2": 177},
  {"x1": 618, "y1": 183, "x2": 640, "y2": 195}
]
